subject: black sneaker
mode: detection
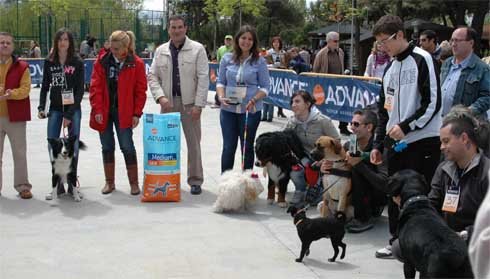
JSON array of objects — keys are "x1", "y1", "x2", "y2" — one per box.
[
  {"x1": 190, "y1": 185, "x2": 202, "y2": 195},
  {"x1": 347, "y1": 218, "x2": 374, "y2": 233}
]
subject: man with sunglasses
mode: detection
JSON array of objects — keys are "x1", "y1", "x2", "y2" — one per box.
[
  {"x1": 337, "y1": 109, "x2": 389, "y2": 233},
  {"x1": 312, "y1": 31, "x2": 351, "y2": 135},
  {"x1": 370, "y1": 15, "x2": 442, "y2": 258},
  {"x1": 440, "y1": 27, "x2": 490, "y2": 119}
]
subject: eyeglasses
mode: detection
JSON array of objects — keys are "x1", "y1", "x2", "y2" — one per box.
[
  {"x1": 350, "y1": 121, "x2": 367, "y2": 128},
  {"x1": 450, "y1": 38, "x2": 469, "y2": 44},
  {"x1": 377, "y1": 32, "x2": 397, "y2": 46}
]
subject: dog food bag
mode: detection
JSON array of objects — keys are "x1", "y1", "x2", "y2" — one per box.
[{"x1": 142, "y1": 113, "x2": 181, "y2": 202}]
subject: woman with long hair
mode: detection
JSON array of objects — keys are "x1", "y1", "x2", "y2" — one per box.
[
  {"x1": 216, "y1": 25, "x2": 270, "y2": 173},
  {"x1": 37, "y1": 28, "x2": 85, "y2": 199},
  {"x1": 364, "y1": 41, "x2": 390, "y2": 79},
  {"x1": 89, "y1": 30, "x2": 147, "y2": 195}
]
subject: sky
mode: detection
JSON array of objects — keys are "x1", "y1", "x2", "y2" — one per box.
[{"x1": 143, "y1": 0, "x2": 318, "y2": 11}]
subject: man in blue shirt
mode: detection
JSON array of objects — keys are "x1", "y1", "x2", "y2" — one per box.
[{"x1": 440, "y1": 27, "x2": 490, "y2": 119}]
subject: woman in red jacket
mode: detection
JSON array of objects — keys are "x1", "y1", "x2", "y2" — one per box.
[{"x1": 89, "y1": 30, "x2": 147, "y2": 195}]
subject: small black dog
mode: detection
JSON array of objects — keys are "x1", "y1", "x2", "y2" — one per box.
[
  {"x1": 48, "y1": 136, "x2": 86, "y2": 201},
  {"x1": 287, "y1": 206, "x2": 346, "y2": 263},
  {"x1": 390, "y1": 170, "x2": 474, "y2": 279}
]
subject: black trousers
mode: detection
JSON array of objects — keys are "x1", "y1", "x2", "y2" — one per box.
[
  {"x1": 386, "y1": 136, "x2": 441, "y2": 238},
  {"x1": 351, "y1": 168, "x2": 387, "y2": 222}
]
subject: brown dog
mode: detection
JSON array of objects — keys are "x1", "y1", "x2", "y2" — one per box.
[{"x1": 310, "y1": 136, "x2": 354, "y2": 220}]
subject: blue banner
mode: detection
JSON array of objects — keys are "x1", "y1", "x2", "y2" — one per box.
[{"x1": 24, "y1": 59, "x2": 381, "y2": 122}]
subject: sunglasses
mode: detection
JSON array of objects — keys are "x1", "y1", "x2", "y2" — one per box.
[{"x1": 350, "y1": 121, "x2": 367, "y2": 128}]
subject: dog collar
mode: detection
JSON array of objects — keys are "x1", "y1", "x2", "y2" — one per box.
[
  {"x1": 295, "y1": 219, "x2": 304, "y2": 226},
  {"x1": 401, "y1": 195, "x2": 429, "y2": 212}
]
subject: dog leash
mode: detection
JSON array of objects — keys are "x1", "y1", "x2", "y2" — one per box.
[
  {"x1": 302, "y1": 177, "x2": 339, "y2": 211},
  {"x1": 241, "y1": 110, "x2": 249, "y2": 171}
]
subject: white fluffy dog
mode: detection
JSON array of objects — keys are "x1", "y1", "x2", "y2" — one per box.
[{"x1": 213, "y1": 170, "x2": 264, "y2": 213}]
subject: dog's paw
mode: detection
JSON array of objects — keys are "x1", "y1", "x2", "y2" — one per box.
[
  {"x1": 295, "y1": 258, "x2": 302, "y2": 262},
  {"x1": 212, "y1": 205, "x2": 224, "y2": 213},
  {"x1": 328, "y1": 258, "x2": 335, "y2": 262},
  {"x1": 267, "y1": 199, "x2": 274, "y2": 205}
]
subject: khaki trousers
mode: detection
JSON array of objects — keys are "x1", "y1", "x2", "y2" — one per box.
[
  {"x1": 162, "y1": 97, "x2": 204, "y2": 186},
  {"x1": 0, "y1": 117, "x2": 31, "y2": 193}
]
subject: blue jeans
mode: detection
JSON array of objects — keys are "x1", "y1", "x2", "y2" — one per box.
[
  {"x1": 47, "y1": 109, "x2": 82, "y2": 174},
  {"x1": 220, "y1": 109, "x2": 261, "y2": 173},
  {"x1": 289, "y1": 157, "x2": 312, "y2": 192},
  {"x1": 262, "y1": 103, "x2": 274, "y2": 120},
  {"x1": 99, "y1": 109, "x2": 136, "y2": 155}
]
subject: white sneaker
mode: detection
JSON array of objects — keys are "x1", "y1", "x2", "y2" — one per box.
[
  {"x1": 375, "y1": 245, "x2": 393, "y2": 259},
  {"x1": 45, "y1": 192, "x2": 53, "y2": 200}
]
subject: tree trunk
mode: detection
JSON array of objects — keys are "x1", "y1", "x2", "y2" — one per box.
[
  {"x1": 470, "y1": 2, "x2": 489, "y2": 57},
  {"x1": 354, "y1": 0, "x2": 361, "y2": 75},
  {"x1": 395, "y1": 0, "x2": 403, "y2": 18}
]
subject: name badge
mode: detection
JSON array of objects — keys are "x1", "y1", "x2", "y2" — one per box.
[
  {"x1": 442, "y1": 187, "x2": 459, "y2": 213},
  {"x1": 225, "y1": 85, "x2": 247, "y2": 105},
  {"x1": 62, "y1": 89, "x2": 75, "y2": 105},
  {"x1": 384, "y1": 87, "x2": 395, "y2": 112}
]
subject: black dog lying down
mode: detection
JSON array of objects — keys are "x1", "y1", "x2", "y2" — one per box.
[
  {"x1": 287, "y1": 206, "x2": 346, "y2": 263},
  {"x1": 390, "y1": 170, "x2": 473, "y2": 279}
]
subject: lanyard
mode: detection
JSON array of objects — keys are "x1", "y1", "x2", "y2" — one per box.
[{"x1": 236, "y1": 55, "x2": 251, "y2": 84}]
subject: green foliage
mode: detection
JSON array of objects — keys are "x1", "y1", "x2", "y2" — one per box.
[{"x1": 216, "y1": 0, "x2": 266, "y2": 18}]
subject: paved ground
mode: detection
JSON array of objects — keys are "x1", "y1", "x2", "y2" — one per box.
[{"x1": 0, "y1": 88, "x2": 402, "y2": 279}]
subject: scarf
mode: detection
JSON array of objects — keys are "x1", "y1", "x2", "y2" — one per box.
[{"x1": 375, "y1": 51, "x2": 390, "y2": 67}]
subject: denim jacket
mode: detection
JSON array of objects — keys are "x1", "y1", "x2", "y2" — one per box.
[
  {"x1": 216, "y1": 53, "x2": 270, "y2": 114},
  {"x1": 440, "y1": 53, "x2": 490, "y2": 117}
]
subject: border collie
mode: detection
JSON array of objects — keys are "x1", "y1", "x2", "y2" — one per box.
[{"x1": 48, "y1": 136, "x2": 86, "y2": 202}]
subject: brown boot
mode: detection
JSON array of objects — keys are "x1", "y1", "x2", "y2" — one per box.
[
  {"x1": 124, "y1": 152, "x2": 140, "y2": 195},
  {"x1": 101, "y1": 152, "x2": 115, "y2": 194}
]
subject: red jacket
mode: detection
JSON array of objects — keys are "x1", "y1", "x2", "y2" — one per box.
[
  {"x1": 5, "y1": 56, "x2": 31, "y2": 122},
  {"x1": 89, "y1": 52, "x2": 147, "y2": 132}
]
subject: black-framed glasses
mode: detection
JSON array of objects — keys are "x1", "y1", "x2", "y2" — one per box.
[
  {"x1": 377, "y1": 32, "x2": 397, "y2": 46},
  {"x1": 350, "y1": 121, "x2": 367, "y2": 128}
]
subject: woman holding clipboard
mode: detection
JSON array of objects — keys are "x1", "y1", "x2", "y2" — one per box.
[{"x1": 216, "y1": 25, "x2": 270, "y2": 173}]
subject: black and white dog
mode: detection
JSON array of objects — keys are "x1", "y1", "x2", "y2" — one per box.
[
  {"x1": 255, "y1": 129, "x2": 306, "y2": 207},
  {"x1": 48, "y1": 136, "x2": 86, "y2": 202}
]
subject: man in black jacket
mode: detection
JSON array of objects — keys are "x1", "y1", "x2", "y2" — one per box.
[
  {"x1": 429, "y1": 107, "x2": 489, "y2": 235},
  {"x1": 345, "y1": 109, "x2": 389, "y2": 233}
]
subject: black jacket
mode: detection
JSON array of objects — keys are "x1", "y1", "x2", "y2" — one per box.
[
  {"x1": 428, "y1": 153, "x2": 489, "y2": 232},
  {"x1": 38, "y1": 56, "x2": 85, "y2": 120}
]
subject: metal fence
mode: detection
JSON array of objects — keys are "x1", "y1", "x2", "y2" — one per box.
[{"x1": 0, "y1": 2, "x2": 167, "y2": 57}]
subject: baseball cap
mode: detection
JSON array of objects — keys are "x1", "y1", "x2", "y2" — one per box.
[{"x1": 225, "y1": 35, "x2": 233, "y2": 40}]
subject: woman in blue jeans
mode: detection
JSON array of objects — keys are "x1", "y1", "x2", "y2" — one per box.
[
  {"x1": 38, "y1": 28, "x2": 84, "y2": 199},
  {"x1": 216, "y1": 25, "x2": 270, "y2": 173}
]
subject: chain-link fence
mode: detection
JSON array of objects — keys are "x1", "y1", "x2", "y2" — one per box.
[{"x1": 0, "y1": 1, "x2": 167, "y2": 57}]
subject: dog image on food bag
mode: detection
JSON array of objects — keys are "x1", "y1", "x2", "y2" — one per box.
[
  {"x1": 213, "y1": 170, "x2": 264, "y2": 213},
  {"x1": 390, "y1": 170, "x2": 474, "y2": 279},
  {"x1": 287, "y1": 206, "x2": 347, "y2": 263},
  {"x1": 310, "y1": 136, "x2": 353, "y2": 220}
]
